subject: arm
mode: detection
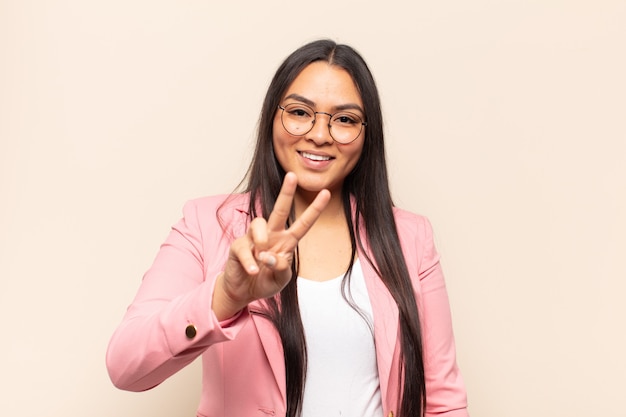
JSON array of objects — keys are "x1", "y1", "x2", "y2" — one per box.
[
  {"x1": 106, "y1": 173, "x2": 331, "y2": 392},
  {"x1": 105, "y1": 198, "x2": 249, "y2": 392},
  {"x1": 417, "y1": 217, "x2": 469, "y2": 417}
]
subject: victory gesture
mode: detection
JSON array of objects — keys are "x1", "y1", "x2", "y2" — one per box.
[{"x1": 213, "y1": 172, "x2": 331, "y2": 320}]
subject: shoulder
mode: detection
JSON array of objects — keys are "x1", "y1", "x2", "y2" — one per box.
[
  {"x1": 183, "y1": 193, "x2": 250, "y2": 215},
  {"x1": 392, "y1": 206, "x2": 433, "y2": 237},
  {"x1": 179, "y1": 193, "x2": 251, "y2": 236},
  {"x1": 392, "y1": 206, "x2": 440, "y2": 276}
]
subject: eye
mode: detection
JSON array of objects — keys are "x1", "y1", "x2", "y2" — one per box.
[
  {"x1": 332, "y1": 112, "x2": 361, "y2": 125},
  {"x1": 285, "y1": 104, "x2": 313, "y2": 119}
]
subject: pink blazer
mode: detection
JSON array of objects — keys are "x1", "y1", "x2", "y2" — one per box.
[{"x1": 106, "y1": 194, "x2": 469, "y2": 417}]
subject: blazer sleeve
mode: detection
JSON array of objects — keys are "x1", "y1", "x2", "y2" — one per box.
[
  {"x1": 106, "y1": 198, "x2": 249, "y2": 392},
  {"x1": 416, "y1": 217, "x2": 470, "y2": 417}
]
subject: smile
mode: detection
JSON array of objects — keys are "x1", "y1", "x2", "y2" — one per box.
[{"x1": 299, "y1": 151, "x2": 332, "y2": 161}]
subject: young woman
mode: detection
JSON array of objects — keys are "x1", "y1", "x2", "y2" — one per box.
[{"x1": 107, "y1": 39, "x2": 469, "y2": 417}]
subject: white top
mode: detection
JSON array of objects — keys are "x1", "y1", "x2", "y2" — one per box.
[{"x1": 297, "y1": 259, "x2": 383, "y2": 417}]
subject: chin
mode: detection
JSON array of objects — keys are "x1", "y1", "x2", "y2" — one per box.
[
  {"x1": 291, "y1": 171, "x2": 343, "y2": 195},
  {"x1": 297, "y1": 183, "x2": 326, "y2": 193},
  {"x1": 297, "y1": 180, "x2": 340, "y2": 196}
]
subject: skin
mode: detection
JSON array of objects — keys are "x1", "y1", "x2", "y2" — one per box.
[
  {"x1": 213, "y1": 172, "x2": 330, "y2": 320},
  {"x1": 272, "y1": 61, "x2": 365, "y2": 204},
  {"x1": 213, "y1": 62, "x2": 365, "y2": 320}
]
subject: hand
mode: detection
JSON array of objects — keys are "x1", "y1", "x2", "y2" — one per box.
[{"x1": 213, "y1": 172, "x2": 331, "y2": 320}]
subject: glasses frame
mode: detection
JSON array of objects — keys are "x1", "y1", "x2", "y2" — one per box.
[{"x1": 277, "y1": 103, "x2": 367, "y2": 145}]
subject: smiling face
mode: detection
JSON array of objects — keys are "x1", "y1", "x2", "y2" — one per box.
[{"x1": 272, "y1": 61, "x2": 365, "y2": 199}]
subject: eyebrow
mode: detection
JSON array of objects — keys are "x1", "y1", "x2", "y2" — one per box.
[{"x1": 283, "y1": 93, "x2": 365, "y2": 114}]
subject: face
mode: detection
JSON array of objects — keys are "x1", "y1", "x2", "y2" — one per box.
[{"x1": 273, "y1": 61, "x2": 365, "y2": 198}]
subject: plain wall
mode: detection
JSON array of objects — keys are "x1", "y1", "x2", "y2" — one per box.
[{"x1": 1, "y1": 1, "x2": 625, "y2": 416}]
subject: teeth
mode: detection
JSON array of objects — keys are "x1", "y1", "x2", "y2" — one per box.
[{"x1": 301, "y1": 151, "x2": 331, "y2": 161}]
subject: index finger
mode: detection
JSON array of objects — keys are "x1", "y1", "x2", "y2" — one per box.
[
  {"x1": 286, "y1": 188, "x2": 331, "y2": 241},
  {"x1": 267, "y1": 172, "x2": 298, "y2": 231}
]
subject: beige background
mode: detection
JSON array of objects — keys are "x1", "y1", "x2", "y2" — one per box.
[{"x1": 1, "y1": 1, "x2": 625, "y2": 416}]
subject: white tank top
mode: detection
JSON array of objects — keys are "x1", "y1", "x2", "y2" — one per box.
[{"x1": 297, "y1": 259, "x2": 383, "y2": 417}]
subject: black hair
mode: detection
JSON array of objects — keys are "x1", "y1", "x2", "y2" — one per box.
[{"x1": 236, "y1": 39, "x2": 425, "y2": 417}]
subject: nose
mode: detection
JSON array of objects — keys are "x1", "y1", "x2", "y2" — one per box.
[{"x1": 306, "y1": 112, "x2": 334, "y2": 145}]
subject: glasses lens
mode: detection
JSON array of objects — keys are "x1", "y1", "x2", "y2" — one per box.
[
  {"x1": 330, "y1": 112, "x2": 364, "y2": 144},
  {"x1": 281, "y1": 104, "x2": 314, "y2": 136}
]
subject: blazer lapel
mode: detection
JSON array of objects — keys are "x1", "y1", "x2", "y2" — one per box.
[
  {"x1": 358, "y1": 237, "x2": 401, "y2": 412},
  {"x1": 250, "y1": 304, "x2": 287, "y2": 406}
]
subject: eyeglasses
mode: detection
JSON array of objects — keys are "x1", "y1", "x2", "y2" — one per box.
[{"x1": 277, "y1": 103, "x2": 367, "y2": 144}]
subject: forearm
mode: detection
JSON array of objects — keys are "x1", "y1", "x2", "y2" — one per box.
[{"x1": 106, "y1": 278, "x2": 248, "y2": 391}]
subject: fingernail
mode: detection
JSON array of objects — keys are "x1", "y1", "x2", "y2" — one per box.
[
  {"x1": 260, "y1": 252, "x2": 276, "y2": 267},
  {"x1": 248, "y1": 264, "x2": 259, "y2": 273}
]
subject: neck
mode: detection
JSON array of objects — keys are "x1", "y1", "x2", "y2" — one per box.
[{"x1": 294, "y1": 186, "x2": 345, "y2": 223}]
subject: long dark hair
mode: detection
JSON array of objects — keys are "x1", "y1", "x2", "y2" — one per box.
[{"x1": 238, "y1": 39, "x2": 425, "y2": 417}]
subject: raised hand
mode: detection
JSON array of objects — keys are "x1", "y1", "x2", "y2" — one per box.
[{"x1": 212, "y1": 172, "x2": 331, "y2": 320}]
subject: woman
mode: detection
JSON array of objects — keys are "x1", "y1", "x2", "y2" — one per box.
[{"x1": 106, "y1": 39, "x2": 469, "y2": 417}]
